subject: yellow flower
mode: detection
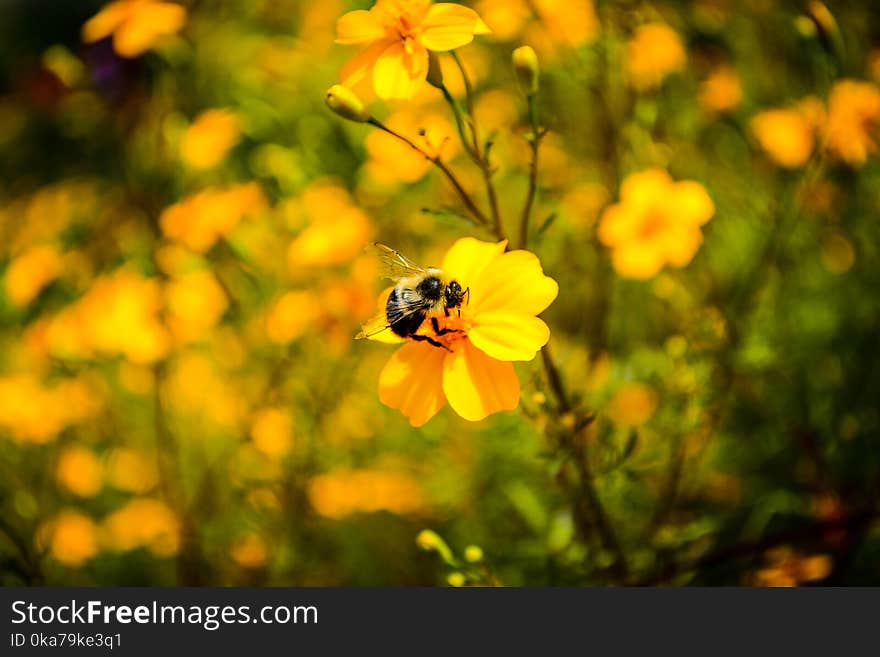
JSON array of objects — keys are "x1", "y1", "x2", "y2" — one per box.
[
  {"x1": 56, "y1": 446, "x2": 103, "y2": 498},
  {"x1": 598, "y1": 169, "x2": 714, "y2": 279},
  {"x1": 753, "y1": 547, "x2": 832, "y2": 587},
  {"x1": 823, "y1": 79, "x2": 880, "y2": 167},
  {"x1": 42, "y1": 510, "x2": 100, "y2": 567},
  {"x1": 101, "y1": 498, "x2": 180, "y2": 556},
  {"x1": 231, "y1": 534, "x2": 269, "y2": 569},
  {"x1": 698, "y1": 66, "x2": 743, "y2": 114},
  {"x1": 180, "y1": 109, "x2": 241, "y2": 170},
  {"x1": 373, "y1": 238, "x2": 558, "y2": 426},
  {"x1": 165, "y1": 270, "x2": 228, "y2": 343},
  {"x1": 336, "y1": 0, "x2": 491, "y2": 99},
  {"x1": 607, "y1": 383, "x2": 658, "y2": 427},
  {"x1": 4, "y1": 244, "x2": 61, "y2": 306},
  {"x1": 307, "y1": 467, "x2": 426, "y2": 518},
  {"x1": 82, "y1": 0, "x2": 186, "y2": 58},
  {"x1": 751, "y1": 107, "x2": 816, "y2": 168},
  {"x1": 626, "y1": 23, "x2": 686, "y2": 91},
  {"x1": 250, "y1": 407, "x2": 295, "y2": 458}
]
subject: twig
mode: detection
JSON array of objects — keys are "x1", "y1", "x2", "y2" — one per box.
[{"x1": 368, "y1": 118, "x2": 490, "y2": 227}]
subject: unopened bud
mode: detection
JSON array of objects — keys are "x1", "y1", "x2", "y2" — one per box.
[
  {"x1": 447, "y1": 572, "x2": 466, "y2": 587},
  {"x1": 426, "y1": 52, "x2": 444, "y2": 89},
  {"x1": 512, "y1": 46, "x2": 539, "y2": 95},
  {"x1": 325, "y1": 84, "x2": 370, "y2": 123},
  {"x1": 464, "y1": 545, "x2": 484, "y2": 563}
]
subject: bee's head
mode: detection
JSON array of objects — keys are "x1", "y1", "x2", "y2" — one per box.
[{"x1": 444, "y1": 280, "x2": 465, "y2": 308}]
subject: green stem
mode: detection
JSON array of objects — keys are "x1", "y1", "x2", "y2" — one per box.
[
  {"x1": 519, "y1": 94, "x2": 541, "y2": 249},
  {"x1": 450, "y1": 51, "x2": 481, "y2": 155},
  {"x1": 368, "y1": 118, "x2": 489, "y2": 226}
]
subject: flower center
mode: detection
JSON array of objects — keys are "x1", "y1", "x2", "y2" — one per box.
[
  {"x1": 426, "y1": 306, "x2": 473, "y2": 350},
  {"x1": 639, "y1": 209, "x2": 667, "y2": 240}
]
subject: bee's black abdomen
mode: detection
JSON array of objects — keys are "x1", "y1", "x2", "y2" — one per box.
[
  {"x1": 386, "y1": 287, "x2": 427, "y2": 338},
  {"x1": 416, "y1": 276, "x2": 443, "y2": 301}
]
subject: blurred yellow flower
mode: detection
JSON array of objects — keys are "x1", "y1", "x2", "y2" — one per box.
[
  {"x1": 56, "y1": 446, "x2": 103, "y2": 498},
  {"x1": 82, "y1": 0, "x2": 186, "y2": 58},
  {"x1": 307, "y1": 467, "x2": 426, "y2": 518},
  {"x1": 335, "y1": 0, "x2": 491, "y2": 99},
  {"x1": 751, "y1": 107, "x2": 816, "y2": 168},
  {"x1": 474, "y1": 0, "x2": 529, "y2": 41},
  {"x1": 231, "y1": 534, "x2": 268, "y2": 569},
  {"x1": 160, "y1": 182, "x2": 266, "y2": 253},
  {"x1": 627, "y1": 23, "x2": 686, "y2": 91},
  {"x1": 43, "y1": 510, "x2": 100, "y2": 567},
  {"x1": 823, "y1": 79, "x2": 880, "y2": 167},
  {"x1": 101, "y1": 498, "x2": 180, "y2": 556},
  {"x1": 532, "y1": 0, "x2": 599, "y2": 48},
  {"x1": 607, "y1": 382, "x2": 658, "y2": 427},
  {"x1": 180, "y1": 109, "x2": 241, "y2": 170},
  {"x1": 165, "y1": 270, "x2": 228, "y2": 343},
  {"x1": 364, "y1": 109, "x2": 456, "y2": 185},
  {"x1": 106, "y1": 448, "x2": 159, "y2": 493},
  {"x1": 49, "y1": 269, "x2": 170, "y2": 363},
  {"x1": 250, "y1": 407, "x2": 294, "y2": 458},
  {"x1": 698, "y1": 66, "x2": 743, "y2": 114},
  {"x1": 266, "y1": 291, "x2": 321, "y2": 343},
  {"x1": 0, "y1": 375, "x2": 100, "y2": 444},
  {"x1": 373, "y1": 238, "x2": 558, "y2": 426},
  {"x1": 598, "y1": 169, "x2": 714, "y2": 279},
  {"x1": 4, "y1": 244, "x2": 61, "y2": 306},
  {"x1": 287, "y1": 184, "x2": 372, "y2": 267},
  {"x1": 753, "y1": 547, "x2": 832, "y2": 586}
]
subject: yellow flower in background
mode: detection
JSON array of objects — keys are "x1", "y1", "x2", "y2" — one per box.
[
  {"x1": 753, "y1": 547, "x2": 832, "y2": 587},
  {"x1": 0, "y1": 375, "x2": 100, "y2": 444},
  {"x1": 48, "y1": 269, "x2": 170, "y2": 364},
  {"x1": 250, "y1": 407, "x2": 295, "y2": 458},
  {"x1": 598, "y1": 169, "x2": 714, "y2": 279},
  {"x1": 607, "y1": 382, "x2": 659, "y2": 427},
  {"x1": 374, "y1": 238, "x2": 558, "y2": 426},
  {"x1": 627, "y1": 23, "x2": 686, "y2": 90},
  {"x1": 231, "y1": 534, "x2": 269, "y2": 569},
  {"x1": 698, "y1": 66, "x2": 743, "y2": 114},
  {"x1": 165, "y1": 270, "x2": 228, "y2": 343},
  {"x1": 532, "y1": 0, "x2": 599, "y2": 48},
  {"x1": 751, "y1": 108, "x2": 815, "y2": 168},
  {"x1": 56, "y1": 446, "x2": 103, "y2": 498},
  {"x1": 42, "y1": 510, "x2": 100, "y2": 567},
  {"x1": 335, "y1": 0, "x2": 491, "y2": 99},
  {"x1": 364, "y1": 109, "x2": 457, "y2": 185},
  {"x1": 160, "y1": 182, "x2": 265, "y2": 253},
  {"x1": 307, "y1": 467, "x2": 426, "y2": 518},
  {"x1": 101, "y1": 498, "x2": 180, "y2": 556},
  {"x1": 82, "y1": 0, "x2": 186, "y2": 58},
  {"x1": 823, "y1": 79, "x2": 880, "y2": 167},
  {"x1": 4, "y1": 244, "x2": 61, "y2": 306},
  {"x1": 106, "y1": 448, "x2": 158, "y2": 493},
  {"x1": 266, "y1": 291, "x2": 321, "y2": 343},
  {"x1": 180, "y1": 109, "x2": 241, "y2": 170}
]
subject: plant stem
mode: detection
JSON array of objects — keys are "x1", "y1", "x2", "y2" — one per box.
[
  {"x1": 450, "y1": 51, "x2": 480, "y2": 155},
  {"x1": 519, "y1": 94, "x2": 541, "y2": 249},
  {"x1": 368, "y1": 118, "x2": 489, "y2": 227}
]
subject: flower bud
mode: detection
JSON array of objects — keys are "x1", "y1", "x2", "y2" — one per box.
[
  {"x1": 512, "y1": 46, "x2": 539, "y2": 95},
  {"x1": 464, "y1": 545, "x2": 484, "y2": 563},
  {"x1": 325, "y1": 85, "x2": 370, "y2": 123},
  {"x1": 426, "y1": 52, "x2": 444, "y2": 90}
]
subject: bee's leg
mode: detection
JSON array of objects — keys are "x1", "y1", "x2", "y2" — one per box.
[
  {"x1": 410, "y1": 334, "x2": 451, "y2": 351},
  {"x1": 431, "y1": 316, "x2": 461, "y2": 336}
]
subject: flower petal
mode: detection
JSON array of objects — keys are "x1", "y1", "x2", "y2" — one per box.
[
  {"x1": 661, "y1": 224, "x2": 703, "y2": 267},
  {"x1": 379, "y1": 341, "x2": 447, "y2": 426},
  {"x1": 112, "y1": 3, "x2": 186, "y2": 58},
  {"x1": 443, "y1": 341, "x2": 519, "y2": 421},
  {"x1": 611, "y1": 242, "x2": 666, "y2": 279},
  {"x1": 469, "y1": 250, "x2": 558, "y2": 316},
  {"x1": 82, "y1": 1, "x2": 129, "y2": 43},
  {"x1": 469, "y1": 313, "x2": 550, "y2": 361},
  {"x1": 420, "y1": 3, "x2": 486, "y2": 51},
  {"x1": 441, "y1": 237, "x2": 507, "y2": 290},
  {"x1": 340, "y1": 39, "x2": 392, "y2": 88},
  {"x1": 671, "y1": 180, "x2": 714, "y2": 226},
  {"x1": 620, "y1": 168, "x2": 672, "y2": 209},
  {"x1": 336, "y1": 9, "x2": 387, "y2": 45},
  {"x1": 373, "y1": 40, "x2": 429, "y2": 99}
]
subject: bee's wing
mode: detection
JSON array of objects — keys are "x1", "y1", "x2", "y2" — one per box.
[
  {"x1": 371, "y1": 243, "x2": 428, "y2": 281},
  {"x1": 355, "y1": 284, "x2": 429, "y2": 342}
]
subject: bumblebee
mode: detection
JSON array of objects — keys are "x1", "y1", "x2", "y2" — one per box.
[{"x1": 357, "y1": 243, "x2": 467, "y2": 349}]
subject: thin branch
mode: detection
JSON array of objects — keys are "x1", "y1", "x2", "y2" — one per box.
[
  {"x1": 519, "y1": 94, "x2": 543, "y2": 249},
  {"x1": 368, "y1": 118, "x2": 490, "y2": 226}
]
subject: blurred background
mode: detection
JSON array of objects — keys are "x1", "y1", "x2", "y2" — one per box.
[{"x1": 1, "y1": 0, "x2": 879, "y2": 586}]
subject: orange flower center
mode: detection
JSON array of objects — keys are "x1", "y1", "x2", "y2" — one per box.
[
  {"x1": 639, "y1": 209, "x2": 667, "y2": 240},
  {"x1": 422, "y1": 304, "x2": 474, "y2": 351}
]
